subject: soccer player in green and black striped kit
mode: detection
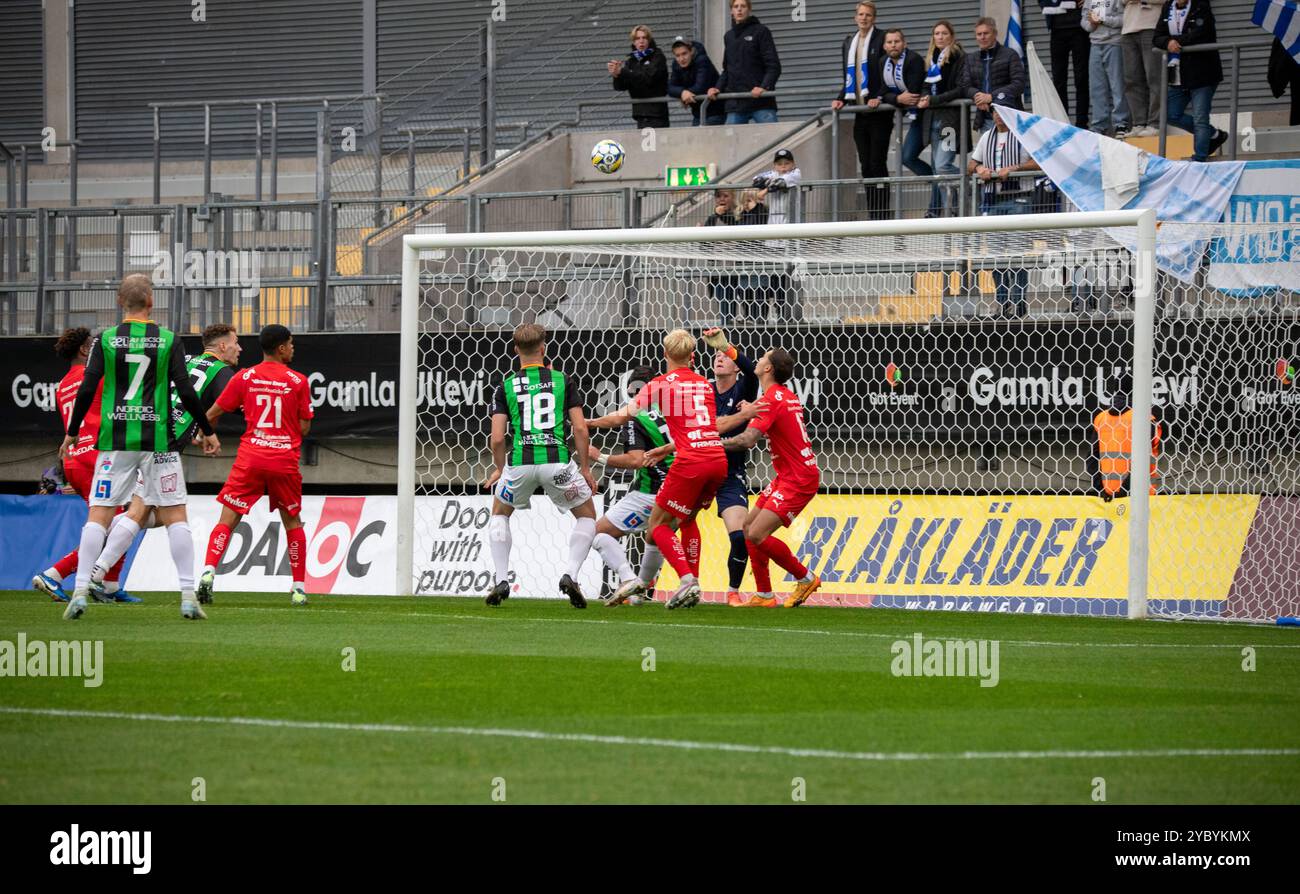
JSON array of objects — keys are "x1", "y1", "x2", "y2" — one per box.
[
  {"x1": 59, "y1": 274, "x2": 220, "y2": 621},
  {"x1": 484, "y1": 323, "x2": 598, "y2": 608},
  {"x1": 585, "y1": 364, "x2": 675, "y2": 606},
  {"x1": 78, "y1": 323, "x2": 241, "y2": 604}
]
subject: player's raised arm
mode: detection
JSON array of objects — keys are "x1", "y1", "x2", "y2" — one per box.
[{"x1": 585, "y1": 398, "x2": 641, "y2": 430}]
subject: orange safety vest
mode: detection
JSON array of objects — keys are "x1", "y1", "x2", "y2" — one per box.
[{"x1": 1094, "y1": 409, "x2": 1160, "y2": 496}]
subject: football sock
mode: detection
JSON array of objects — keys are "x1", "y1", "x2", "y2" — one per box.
[
  {"x1": 746, "y1": 539, "x2": 772, "y2": 594},
  {"x1": 638, "y1": 544, "x2": 664, "y2": 585},
  {"x1": 488, "y1": 514, "x2": 511, "y2": 585},
  {"x1": 166, "y1": 522, "x2": 196, "y2": 592},
  {"x1": 104, "y1": 553, "x2": 126, "y2": 583},
  {"x1": 680, "y1": 518, "x2": 701, "y2": 577},
  {"x1": 592, "y1": 532, "x2": 636, "y2": 583},
  {"x1": 50, "y1": 551, "x2": 78, "y2": 581},
  {"x1": 566, "y1": 516, "x2": 597, "y2": 579},
  {"x1": 650, "y1": 524, "x2": 691, "y2": 578},
  {"x1": 286, "y1": 525, "x2": 307, "y2": 586},
  {"x1": 755, "y1": 535, "x2": 811, "y2": 581},
  {"x1": 92, "y1": 515, "x2": 140, "y2": 582},
  {"x1": 74, "y1": 522, "x2": 107, "y2": 593},
  {"x1": 727, "y1": 529, "x2": 749, "y2": 590},
  {"x1": 205, "y1": 523, "x2": 233, "y2": 570}
]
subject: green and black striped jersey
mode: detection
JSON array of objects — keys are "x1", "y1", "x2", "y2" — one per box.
[
  {"x1": 622, "y1": 409, "x2": 674, "y2": 493},
  {"x1": 66, "y1": 319, "x2": 213, "y2": 452},
  {"x1": 169, "y1": 352, "x2": 235, "y2": 451},
  {"x1": 491, "y1": 364, "x2": 583, "y2": 466}
]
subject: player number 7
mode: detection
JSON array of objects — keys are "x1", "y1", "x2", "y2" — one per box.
[{"x1": 123, "y1": 353, "x2": 150, "y2": 401}]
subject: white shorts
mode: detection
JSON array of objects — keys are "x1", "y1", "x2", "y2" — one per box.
[
  {"x1": 603, "y1": 489, "x2": 656, "y2": 533},
  {"x1": 89, "y1": 451, "x2": 188, "y2": 508},
  {"x1": 493, "y1": 461, "x2": 592, "y2": 512}
]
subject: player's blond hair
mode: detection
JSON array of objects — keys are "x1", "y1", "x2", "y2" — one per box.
[
  {"x1": 117, "y1": 273, "x2": 152, "y2": 311},
  {"x1": 663, "y1": 328, "x2": 695, "y2": 363},
  {"x1": 513, "y1": 323, "x2": 546, "y2": 355}
]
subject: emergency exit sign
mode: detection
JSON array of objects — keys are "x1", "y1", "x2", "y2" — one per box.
[{"x1": 665, "y1": 166, "x2": 711, "y2": 187}]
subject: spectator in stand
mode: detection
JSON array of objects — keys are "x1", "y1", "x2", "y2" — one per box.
[
  {"x1": 832, "y1": 2, "x2": 889, "y2": 220},
  {"x1": 669, "y1": 36, "x2": 725, "y2": 126},
  {"x1": 1082, "y1": 0, "x2": 1132, "y2": 137},
  {"x1": 1269, "y1": 38, "x2": 1300, "y2": 126},
  {"x1": 608, "y1": 25, "x2": 670, "y2": 129},
  {"x1": 968, "y1": 107, "x2": 1042, "y2": 317},
  {"x1": 708, "y1": 0, "x2": 782, "y2": 124},
  {"x1": 702, "y1": 188, "x2": 769, "y2": 325},
  {"x1": 750, "y1": 148, "x2": 802, "y2": 323},
  {"x1": 883, "y1": 30, "x2": 934, "y2": 214},
  {"x1": 1121, "y1": 0, "x2": 1163, "y2": 136},
  {"x1": 914, "y1": 21, "x2": 967, "y2": 217},
  {"x1": 1040, "y1": 0, "x2": 1092, "y2": 129},
  {"x1": 961, "y1": 18, "x2": 1026, "y2": 134},
  {"x1": 1153, "y1": 0, "x2": 1227, "y2": 161}
]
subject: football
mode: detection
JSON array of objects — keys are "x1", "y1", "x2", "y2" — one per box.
[{"x1": 590, "y1": 139, "x2": 625, "y2": 174}]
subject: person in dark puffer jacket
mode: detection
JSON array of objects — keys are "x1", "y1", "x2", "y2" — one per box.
[
  {"x1": 707, "y1": 0, "x2": 782, "y2": 124},
  {"x1": 609, "y1": 24, "x2": 670, "y2": 129},
  {"x1": 669, "y1": 37, "x2": 725, "y2": 125}
]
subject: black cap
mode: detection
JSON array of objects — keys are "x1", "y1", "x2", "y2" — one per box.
[
  {"x1": 671, "y1": 35, "x2": 693, "y2": 49},
  {"x1": 774, "y1": 148, "x2": 794, "y2": 162}
]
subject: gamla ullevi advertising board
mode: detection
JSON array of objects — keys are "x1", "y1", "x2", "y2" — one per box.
[{"x1": 123, "y1": 494, "x2": 605, "y2": 597}]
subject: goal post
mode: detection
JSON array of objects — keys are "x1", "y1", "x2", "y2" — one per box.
[{"x1": 396, "y1": 208, "x2": 1300, "y2": 622}]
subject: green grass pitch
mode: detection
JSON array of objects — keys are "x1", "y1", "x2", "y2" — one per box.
[{"x1": 1, "y1": 590, "x2": 1298, "y2": 804}]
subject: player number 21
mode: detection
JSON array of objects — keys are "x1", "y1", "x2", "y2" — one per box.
[{"x1": 254, "y1": 394, "x2": 282, "y2": 429}]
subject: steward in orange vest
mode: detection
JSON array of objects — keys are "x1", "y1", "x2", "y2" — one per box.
[{"x1": 1091, "y1": 407, "x2": 1161, "y2": 499}]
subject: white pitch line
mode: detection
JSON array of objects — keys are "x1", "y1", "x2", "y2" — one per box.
[
  {"x1": 222, "y1": 604, "x2": 1300, "y2": 650},
  {"x1": 2, "y1": 706, "x2": 1296, "y2": 763}
]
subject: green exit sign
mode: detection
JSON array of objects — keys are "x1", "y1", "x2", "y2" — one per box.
[{"x1": 665, "y1": 166, "x2": 711, "y2": 187}]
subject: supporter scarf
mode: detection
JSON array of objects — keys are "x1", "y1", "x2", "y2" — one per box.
[
  {"x1": 633, "y1": 47, "x2": 654, "y2": 61},
  {"x1": 926, "y1": 46, "x2": 947, "y2": 95},
  {"x1": 884, "y1": 55, "x2": 906, "y2": 93},
  {"x1": 844, "y1": 30, "x2": 872, "y2": 99},
  {"x1": 1167, "y1": 1, "x2": 1189, "y2": 67}
]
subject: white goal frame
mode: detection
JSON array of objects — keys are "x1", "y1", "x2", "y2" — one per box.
[{"x1": 398, "y1": 210, "x2": 1158, "y2": 617}]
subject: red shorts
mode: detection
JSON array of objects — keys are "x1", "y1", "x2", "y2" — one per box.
[
  {"x1": 64, "y1": 452, "x2": 98, "y2": 501},
  {"x1": 218, "y1": 454, "x2": 303, "y2": 516},
  {"x1": 755, "y1": 477, "x2": 818, "y2": 527},
  {"x1": 654, "y1": 456, "x2": 728, "y2": 521}
]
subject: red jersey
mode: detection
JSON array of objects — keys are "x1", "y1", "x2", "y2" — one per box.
[
  {"x1": 216, "y1": 361, "x2": 314, "y2": 464},
  {"x1": 750, "y1": 383, "x2": 820, "y2": 490},
  {"x1": 632, "y1": 367, "x2": 725, "y2": 464},
  {"x1": 58, "y1": 365, "x2": 102, "y2": 462}
]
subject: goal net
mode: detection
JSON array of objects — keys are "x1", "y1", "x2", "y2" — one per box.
[{"x1": 398, "y1": 212, "x2": 1300, "y2": 623}]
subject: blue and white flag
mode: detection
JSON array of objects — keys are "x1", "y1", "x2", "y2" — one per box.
[
  {"x1": 1253, "y1": 0, "x2": 1300, "y2": 63},
  {"x1": 995, "y1": 105, "x2": 1245, "y2": 282},
  {"x1": 1007, "y1": 0, "x2": 1026, "y2": 59}
]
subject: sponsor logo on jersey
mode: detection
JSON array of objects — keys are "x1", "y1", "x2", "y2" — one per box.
[
  {"x1": 160, "y1": 473, "x2": 177, "y2": 494},
  {"x1": 667, "y1": 499, "x2": 690, "y2": 513},
  {"x1": 223, "y1": 494, "x2": 250, "y2": 510},
  {"x1": 94, "y1": 479, "x2": 111, "y2": 500}
]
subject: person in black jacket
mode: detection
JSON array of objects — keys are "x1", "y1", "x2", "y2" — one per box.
[
  {"x1": 1268, "y1": 37, "x2": 1300, "y2": 126},
  {"x1": 914, "y1": 20, "x2": 968, "y2": 217},
  {"x1": 831, "y1": 2, "x2": 889, "y2": 219},
  {"x1": 960, "y1": 17, "x2": 1027, "y2": 133},
  {"x1": 1153, "y1": 0, "x2": 1226, "y2": 161},
  {"x1": 609, "y1": 25, "x2": 670, "y2": 129},
  {"x1": 884, "y1": 31, "x2": 932, "y2": 199},
  {"x1": 1040, "y1": 0, "x2": 1092, "y2": 128},
  {"x1": 669, "y1": 37, "x2": 725, "y2": 126},
  {"x1": 707, "y1": 0, "x2": 782, "y2": 124}
]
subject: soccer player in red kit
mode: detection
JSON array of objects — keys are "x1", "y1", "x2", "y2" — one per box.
[
  {"x1": 587, "y1": 329, "x2": 739, "y2": 609},
  {"x1": 721, "y1": 348, "x2": 822, "y2": 608},
  {"x1": 32, "y1": 327, "x2": 134, "y2": 603},
  {"x1": 198, "y1": 324, "x2": 314, "y2": 605}
]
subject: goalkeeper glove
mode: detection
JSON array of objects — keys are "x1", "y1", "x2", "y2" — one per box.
[{"x1": 701, "y1": 327, "x2": 737, "y2": 360}]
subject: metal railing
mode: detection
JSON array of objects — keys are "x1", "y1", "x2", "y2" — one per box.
[{"x1": 1154, "y1": 40, "x2": 1272, "y2": 160}]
